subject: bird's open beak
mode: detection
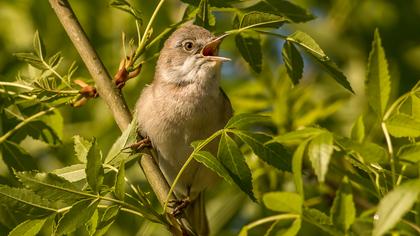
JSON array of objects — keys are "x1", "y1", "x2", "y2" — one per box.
[{"x1": 201, "y1": 34, "x2": 230, "y2": 62}]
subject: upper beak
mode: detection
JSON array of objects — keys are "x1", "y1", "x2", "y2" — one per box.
[{"x1": 201, "y1": 34, "x2": 230, "y2": 62}]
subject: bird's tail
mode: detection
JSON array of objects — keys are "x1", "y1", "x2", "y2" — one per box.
[{"x1": 182, "y1": 193, "x2": 209, "y2": 236}]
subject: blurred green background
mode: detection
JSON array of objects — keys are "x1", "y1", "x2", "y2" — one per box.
[{"x1": 0, "y1": 0, "x2": 419, "y2": 235}]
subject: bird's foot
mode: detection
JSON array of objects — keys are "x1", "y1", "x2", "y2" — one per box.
[
  {"x1": 126, "y1": 136, "x2": 151, "y2": 152},
  {"x1": 168, "y1": 197, "x2": 191, "y2": 218}
]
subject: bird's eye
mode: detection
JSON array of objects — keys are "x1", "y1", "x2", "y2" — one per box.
[{"x1": 183, "y1": 41, "x2": 194, "y2": 51}]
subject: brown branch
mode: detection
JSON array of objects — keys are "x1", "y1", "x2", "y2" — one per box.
[{"x1": 48, "y1": 0, "x2": 177, "y2": 222}]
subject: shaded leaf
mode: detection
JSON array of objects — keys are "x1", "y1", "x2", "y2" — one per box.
[
  {"x1": 85, "y1": 139, "x2": 103, "y2": 193},
  {"x1": 263, "y1": 192, "x2": 302, "y2": 214},
  {"x1": 330, "y1": 176, "x2": 356, "y2": 232},
  {"x1": 193, "y1": 151, "x2": 234, "y2": 185},
  {"x1": 282, "y1": 41, "x2": 303, "y2": 84},
  {"x1": 218, "y1": 132, "x2": 255, "y2": 200},
  {"x1": 33, "y1": 30, "x2": 46, "y2": 59},
  {"x1": 245, "y1": 0, "x2": 314, "y2": 23},
  {"x1": 235, "y1": 31, "x2": 262, "y2": 73},
  {"x1": 73, "y1": 135, "x2": 93, "y2": 163},
  {"x1": 366, "y1": 29, "x2": 390, "y2": 117},
  {"x1": 86, "y1": 210, "x2": 98, "y2": 236},
  {"x1": 8, "y1": 218, "x2": 47, "y2": 236},
  {"x1": 373, "y1": 179, "x2": 420, "y2": 236},
  {"x1": 385, "y1": 113, "x2": 420, "y2": 138},
  {"x1": 226, "y1": 113, "x2": 271, "y2": 129},
  {"x1": 1, "y1": 141, "x2": 37, "y2": 171},
  {"x1": 308, "y1": 131, "x2": 334, "y2": 182},
  {"x1": 0, "y1": 185, "x2": 56, "y2": 217},
  {"x1": 194, "y1": 0, "x2": 215, "y2": 29},
  {"x1": 302, "y1": 208, "x2": 342, "y2": 236},
  {"x1": 288, "y1": 31, "x2": 354, "y2": 93},
  {"x1": 15, "y1": 171, "x2": 82, "y2": 204},
  {"x1": 233, "y1": 131, "x2": 292, "y2": 171},
  {"x1": 55, "y1": 199, "x2": 99, "y2": 235},
  {"x1": 114, "y1": 161, "x2": 125, "y2": 200},
  {"x1": 110, "y1": 0, "x2": 142, "y2": 21},
  {"x1": 335, "y1": 136, "x2": 387, "y2": 163},
  {"x1": 13, "y1": 53, "x2": 47, "y2": 70},
  {"x1": 94, "y1": 205, "x2": 120, "y2": 236},
  {"x1": 105, "y1": 118, "x2": 138, "y2": 165},
  {"x1": 273, "y1": 127, "x2": 324, "y2": 144}
]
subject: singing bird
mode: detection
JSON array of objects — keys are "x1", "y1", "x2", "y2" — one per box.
[{"x1": 136, "y1": 25, "x2": 233, "y2": 235}]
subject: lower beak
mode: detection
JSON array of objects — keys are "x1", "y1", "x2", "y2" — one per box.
[{"x1": 201, "y1": 34, "x2": 230, "y2": 62}]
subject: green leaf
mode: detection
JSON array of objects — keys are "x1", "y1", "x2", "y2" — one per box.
[
  {"x1": 8, "y1": 218, "x2": 47, "y2": 236},
  {"x1": 0, "y1": 185, "x2": 57, "y2": 217},
  {"x1": 16, "y1": 120, "x2": 61, "y2": 145},
  {"x1": 232, "y1": 131, "x2": 292, "y2": 172},
  {"x1": 225, "y1": 113, "x2": 271, "y2": 129},
  {"x1": 52, "y1": 164, "x2": 86, "y2": 182},
  {"x1": 273, "y1": 127, "x2": 324, "y2": 144},
  {"x1": 15, "y1": 171, "x2": 82, "y2": 204},
  {"x1": 193, "y1": 151, "x2": 234, "y2": 185},
  {"x1": 308, "y1": 131, "x2": 334, "y2": 182},
  {"x1": 218, "y1": 132, "x2": 255, "y2": 200},
  {"x1": 303, "y1": 208, "x2": 342, "y2": 236},
  {"x1": 287, "y1": 31, "x2": 354, "y2": 93},
  {"x1": 114, "y1": 161, "x2": 125, "y2": 200},
  {"x1": 55, "y1": 199, "x2": 99, "y2": 235},
  {"x1": 398, "y1": 143, "x2": 420, "y2": 163},
  {"x1": 237, "y1": 11, "x2": 286, "y2": 29},
  {"x1": 1, "y1": 141, "x2": 37, "y2": 171},
  {"x1": 366, "y1": 29, "x2": 390, "y2": 117},
  {"x1": 335, "y1": 136, "x2": 387, "y2": 163},
  {"x1": 33, "y1": 30, "x2": 46, "y2": 59},
  {"x1": 110, "y1": 0, "x2": 143, "y2": 21},
  {"x1": 411, "y1": 93, "x2": 420, "y2": 119},
  {"x1": 86, "y1": 209, "x2": 98, "y2": 236},
  {"x1": 94, "y1": 206, "x2": 120, "y2": 236},
  {"x1": 235, "y1": 31, "x2": 262, "y2": 73},
  {"x1": 263, "y1": 192, "x2": 302, "y2": 214},
  {"x1": 292, "y1": 140, "x2": 309, "y2": 196},
  {"x1": 194, "y1": 0, "x2": 215, "y2": 29},
  {"x1": 245, "y1": 0, "x2": 314, "y2": 23},
  {"x1": 351, "y1": 115, "x2": 365, "y2": 142},
  {"x1": 14, "y1": 53, "x2": 47, "y2": 70},
  {"x1": 265, "y1": 218, "x2": 301, "y2": 236},
  {"x1": 73, "y1": 135, "x2": 93, "y2": 163},
  {"x1": 330, "y1": 176, "x2": 355, "y2": 232},
  {"x1": 85, "y1": 139, "x2": 104, "y2": 193},
  {"x1": 282, "y1": 41, "x2": 303, "y2": 84},
  {"x1": 105, "y1": 118, "x2": 138, "y2": 165},
  {"x1": 385, "y1": 113, "x2": 420, "y2": 138},
  {"x1": 373, "y1": 179, "x2": 420, "y2": 236}
]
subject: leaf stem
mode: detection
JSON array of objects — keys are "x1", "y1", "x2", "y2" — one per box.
[
  {"x1": 163, "y1": 129, "x2": 223, "y2": 212},
  {"x1": 0, "y1": 81, "x2": 33, "y2": 90},
  {"x1": 0, "y1": 105, "x2": 59, "y2": 144},
  {"x1": 240, "y1": 214, "x2": 299, "y2": 234},
  {"x1": 381, "y1": 122, "x2": 396, "y2": 187},
  {"x1": 224, "y1": 20, "x2": 287, "y2": 35},
  {"x1": 0, "y1": 88, "x2": 36, "y2": 100}
]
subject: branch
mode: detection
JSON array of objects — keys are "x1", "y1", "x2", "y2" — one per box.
[{"x1": 48, "y1": 0, "x2": 176, "y2": 216}]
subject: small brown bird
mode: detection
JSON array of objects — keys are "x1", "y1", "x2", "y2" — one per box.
[{"x1": 136, "y1": 25, "x2": 233, "y2": 235}]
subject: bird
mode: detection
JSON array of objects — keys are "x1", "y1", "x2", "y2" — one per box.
[{"x1": 135, "y1": 24, "x2": 233, "y2": 236}]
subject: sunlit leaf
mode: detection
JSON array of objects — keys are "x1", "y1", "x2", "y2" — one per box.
[
  {"x1": 13, "y1": 53, "x2": 47, "y2": 70},
  {"x1": 373, "y1": 179, "x2": 420, "y2": 236},
  {"x1": 55, "y1": 199, "x2": 99, "y2": 235},
  {"x1": 73, "y1": 135, "x2": 93, "y2": 163},
  {"x1": 245, "y1": 0, "x2": 314, "y2": 23},
  {"x1": 282, "y1": 41, "x2": 303, "y2": 84},
  {"x1": 52, "y1": 164, "x2": 86, "y2": 182},
  {"x1": 398, "y1": 143, "x2": 420, "y2": 163},
  {"x1": 330, "y1": 176, "x2": 355, "y2": 232},
  {"x1": 287, "y1": 31, "x2": 354, "y2": 93},
  {"x1": 308, "y1": 131, "x2": 334, "y2": 182},
  {"x1": 302, "y1": 208, "x2": 342, "y2": 236},
  {"x1": 265, "y1": 218, "x2": 301, "y2": 236},
  {"x1": 411, "y1": 93, "x2": 420, "y2": 119},
  {"x1": 385, "y1": 113, "x2": 420, "y2": 138},
  {"x1": 85, "y1": 139, "x2": 104, "y2": 193},
  {"x1": 33, "y1": 30, "x2": 46, "y2": 59},
  {"x1": 8, "y1": 218, "x2": 47, "y2": 236},
  {"x1": 237, "y1": 11, "x2": 286, "y2": 29},
  {"x1": 94, "y1": 205, "x2": 120, "y2": 236},
  {"x1": 105, "y1": 118, "x2": 138, "y2": 165},
  {"x1": 351, "y1": 115, "x2": 365, "y2": 142},
  {"x1": 292, "y1": 140, "x2": 309, "y2": 196},
  {"x1": 335, "y1": 136, "x2": 387, "y2": 163},
  {"x1": 263, "y1": 192, "x2": 302, "y2": 214},
  {"x1": 86, "y1": 209, "x2": 98, "y2": 236},
  {"x1": 193, "y1": 151, "x2": 234, "y2": 185},
  {"x1": 273, "y1": 127, "x2": 324, "y2": 144},
  {"x1": 366, "y1": 29, "x2": 390, "y2": 117},
  {"x1": 236, "y1": 31, "x2": 262, "y2": 73},
  {"x1": 218, "y1": 132, "x2": 255, "y2": 200},
  {"x1": 226, "y1": 113, "x2": 271, "y2": 129}
]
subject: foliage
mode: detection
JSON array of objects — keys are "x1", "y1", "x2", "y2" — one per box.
[{"x1": 1, "y1": 0, "x2": 420, "y2": 235}]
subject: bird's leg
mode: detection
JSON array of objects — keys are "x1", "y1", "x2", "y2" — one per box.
[
  {"x1": 126, "y1": 136, "x2": 151, "y2": 151},
  {"x1": 168, "y1": 197, "x2": 191, "y2": 218}
]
